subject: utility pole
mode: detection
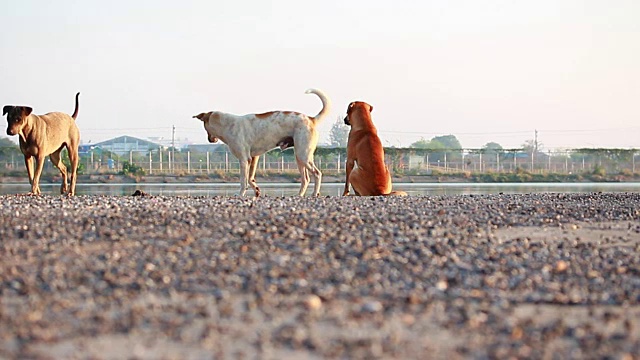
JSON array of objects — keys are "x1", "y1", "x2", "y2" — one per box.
[
  {"x1": 171, "y1": 125, "x2": 176, "y2": 172},
  {"x1": 532, "y1": 129, "x2": 538, "y2": 171}
]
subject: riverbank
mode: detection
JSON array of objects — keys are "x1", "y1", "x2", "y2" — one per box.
[
  {"x1": 0, "y1": 170, "x2": 639, "y2": 185},
  {"x1": 1, "y1": 193, "x2": 639, "y2": 358}
]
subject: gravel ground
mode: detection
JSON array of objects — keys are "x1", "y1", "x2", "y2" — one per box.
[{"x1": 0, "y1": 192, "x2": 639, "y2": 359}]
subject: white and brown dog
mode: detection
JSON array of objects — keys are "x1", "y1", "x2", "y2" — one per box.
[{"x1": 194, "y1": 89, "x2": 331, "y2": 196}]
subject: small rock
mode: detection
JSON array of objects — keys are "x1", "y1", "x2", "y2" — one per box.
[
  {"x1": 555, "y1": 260, "x2": 569, "y2": 272},
  {"x1": 436, "y1": 280, "x2": 448, "y2": 291},
  {"x1": 361, "y1": 300, "x2": 383, "y2": 313},
  {"x1": 303, "y1": 295, "x2": 322, "y2": 310}
]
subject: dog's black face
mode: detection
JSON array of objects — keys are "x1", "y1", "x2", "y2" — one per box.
[
  {"x1": 344, "y1": 102, "x2": 354, "y2": 126},
  {"x1": 3, "y1": 105, "x2": 32, "y2": 136}
]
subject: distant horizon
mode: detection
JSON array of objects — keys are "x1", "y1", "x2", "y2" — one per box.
[{"x1": 3, "y1": 130, "x2": 639, "y2": 152}]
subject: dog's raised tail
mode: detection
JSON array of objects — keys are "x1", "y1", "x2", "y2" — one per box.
[
  {"x1": 71, "y1": 92, "x2": 80, "y2": 120},
  {"x1": 305, "y1": 88, "x2": 331, "y2": 122}
]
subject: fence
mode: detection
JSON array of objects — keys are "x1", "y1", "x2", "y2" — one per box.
[{"x1": 0, "y1": 147, "x2": 638, "y2": 176}]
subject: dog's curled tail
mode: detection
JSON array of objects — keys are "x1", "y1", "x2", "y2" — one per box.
[
  {"x1": 71, "y1": 92, "x2": 80, "y2": 120},
  {"x1": 305, "y1": 88, "x2": 331, "y2": 122}
]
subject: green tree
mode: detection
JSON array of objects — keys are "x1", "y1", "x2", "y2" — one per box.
[
  {"x1": 410, "y1": 135, "x2": 462, "y2": 163},
  {"x1": 432, "y1": 135, "x2": 462, "y2": 151},
  {"x1": 522, "y1": 140, "x2": 536, "y2": 154},
  {"x1": 0, "y1": 137, "x2": 21, "y2": 170},
  {"x1": 329, "y1": 116, "x2": 349, "y2": 147},
  {"x1": 410, "y1": 137, "x2": 430, "y2": 149},
  {"x1": 482, "y1": 142, "x2": 503, "y2": 154},
  {"x1": 522, "y1": 133, "x2": 543, "y2": 155},
  {"x1": 479, "y1": 141, "x2": 506, "y2": 166},
  {"x1": 0, "y1": 137, "x2": 19, "y2": 156}
]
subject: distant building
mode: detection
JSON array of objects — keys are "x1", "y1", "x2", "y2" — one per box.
[{"x1": 85, "y1": 135, "x2": 163, "y2": 156}]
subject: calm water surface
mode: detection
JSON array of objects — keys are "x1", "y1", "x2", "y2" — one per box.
[{"x1": 1, "y1": 182, "x2": 639, "y2": 196}]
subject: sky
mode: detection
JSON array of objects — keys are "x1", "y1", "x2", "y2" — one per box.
[{"x1": 1, "y1": 0, "x2": 639, "y2": 151}]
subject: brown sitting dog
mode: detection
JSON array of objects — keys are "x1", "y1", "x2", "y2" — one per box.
[
  {"x1": 343, "y1": 101, "x2": 407, "y2": 196},
  {"x1": 3, "y1": 93, "x2": 81, "y2": 196}
]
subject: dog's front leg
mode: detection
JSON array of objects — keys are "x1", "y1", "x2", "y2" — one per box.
[
  {"x1": 23, "y1": 155, "x2": 35, "y2": 189},
  {"x1": 343, "y1": 158, "x2": 354, "y2": 196},
  {"x1": 30, "y1": 155, "x2": 46, "y2": 195}
]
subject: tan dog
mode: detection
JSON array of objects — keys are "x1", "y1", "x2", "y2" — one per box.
[
  {"x1": 3, "y1": 93, "x2": 81, "y2": 196},
  {"x1": 194, "y1": 88, "x2": 330, "y2": 196},
  {"x1": 343, "y1": 101, "x2": 407, "y2": 196}
]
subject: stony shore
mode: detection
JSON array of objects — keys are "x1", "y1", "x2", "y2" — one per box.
[{"x1": 1, "y1": 193, "x2": 639, "y2": 359}]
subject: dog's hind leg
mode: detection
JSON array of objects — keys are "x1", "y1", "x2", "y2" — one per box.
[
  {"x1": 49, "y1": 149, "x2": 69, "y2": 194},
  {"x1": 299, "y1": 156, "x2": 321, "y2": 196},
  {"x1": 238, "y1": 157, "x2": 250, "y2": 196},
  {"x1": 307, "y1": 161, "x2": 322, "y2": 196},
  {"x1": 294, "y1": 131, "x2": 322, "y2": 196},
  {"x1": 248, "y1": 156, "x2": 261, "y2": 196},
  {"x1": 68, "y1": 145, "x2": 79, "y2": 196},
  {"x1": 295, "y1": 157, "x2": 311, "y2": 196},
  {"x1": 296, "y1": 157, "x2": 322, "y2": 196}
]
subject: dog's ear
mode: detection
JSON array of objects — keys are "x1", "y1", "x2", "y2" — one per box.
[
  {"x1": 193, "y1": 113, "x2": 208, "y2": 121},
  {"x1": 2, "y1": 105, "x2": 12, "y2": 116},
  {"x1": 21, "y1": 106, "x2": 33, "y2": 117}
]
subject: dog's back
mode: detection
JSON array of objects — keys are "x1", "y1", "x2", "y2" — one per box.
[
  {"x1": 40, "y1": 111, "x2": 79, "y2": 141},
  {"x1": 23, "y1": 111, "x2": 79, "y2": 156}
]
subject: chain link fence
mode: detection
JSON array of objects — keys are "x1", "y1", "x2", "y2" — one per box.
[{"x1": 0, "y1": 146, "x2": 637, "y2": 176}]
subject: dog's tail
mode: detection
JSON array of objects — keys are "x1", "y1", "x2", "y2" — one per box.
[
  {"x1": 71, "y1": 92, "x2": 80, "y2": 120},
  {"x1": 305, "y1": 88, "x2": 331, "y2": 122}
]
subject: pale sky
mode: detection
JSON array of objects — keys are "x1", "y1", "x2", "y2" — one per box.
[{"x1": 1, "y1": 0, "x2": 639, "y2": 150}]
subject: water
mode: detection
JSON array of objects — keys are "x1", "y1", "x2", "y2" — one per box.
[{"x1": 1, "y1": 182, "x2": 639, "y2": 196}]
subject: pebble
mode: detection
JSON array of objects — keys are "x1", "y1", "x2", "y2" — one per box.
[
  {"x1": 0, "y1": 192, "x2": 639, "y2": 358},
  {"x1": 303, "y1": 295, "x2": 322, "y2": 310},
  {"x1": 361, "y1": 300, "x2": 383, "y2": 313}
]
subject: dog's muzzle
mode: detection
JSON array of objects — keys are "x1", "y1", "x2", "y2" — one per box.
[
  {"x1": 343, "y1": 115, "x2": 350, "y2": 126},
  {"x1": 208, "y1": 136, "x2": 219, "y2": 143},
  {"x1": 6, "y1": 128, "x2": 17, "y2": 136}
]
